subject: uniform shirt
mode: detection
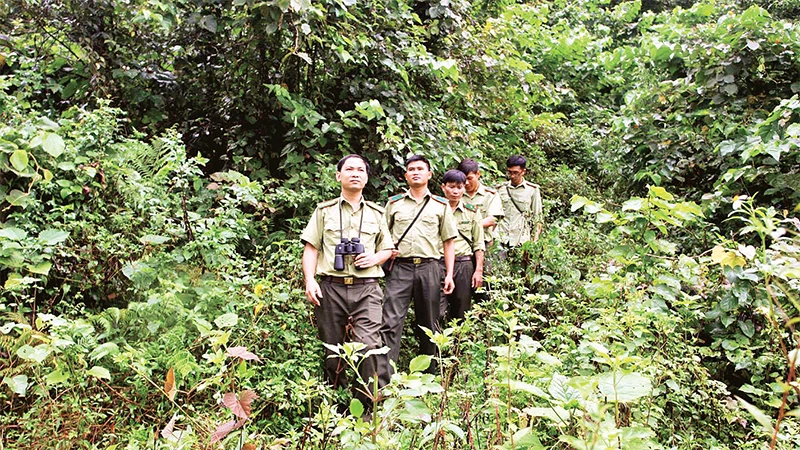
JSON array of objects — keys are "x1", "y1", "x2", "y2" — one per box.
[
  {"x1": 497, "y1": 180, "x2": 543, "y2": 247},
  {"x1": 450, "y1": 201, "x2": 485, "y2": 257},
  {"x1": 465, "y1": 184, "x2": 504, "y2": 223},
  {"x1": 384, "y1": 190, "x2": 457, "y2": 258},
  {"x1": 301, "y1": 197, "x2": 394, "y2": 278}
]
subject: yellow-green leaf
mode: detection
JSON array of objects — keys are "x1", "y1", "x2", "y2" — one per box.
[
  {"x1": 42, "y1": 132, "x2": 66, "y2": 157},
  {"x1": 28, "y1": 261, "x2": 52, "y2": 275},
  {"x1": 87, "y1": 366, "x2": 111, "y2": 380},
  {"x1": 711, "y1": 246, "x2": 745, "y2": 268},
  {"x1": 10, "y1": 150, "x2": 28, "y2": 171},
  {"x1": 649, "y1": 186, "x2": 674, "y2": 200}
]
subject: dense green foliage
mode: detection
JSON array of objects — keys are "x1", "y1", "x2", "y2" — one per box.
[{"x1": 1, "y1": 0, "x2": 798, "y2": 448}]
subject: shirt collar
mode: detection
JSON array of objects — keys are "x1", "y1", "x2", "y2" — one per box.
[
  {"x1": 404, "y1": 189, "x2": 431, "y2": 202},
  {"x1": 339, "y1": 196, "x2": 365, "y2": 210},
  {"x1": 466, "y1": 184, "x2": 487, "y2": 199}
]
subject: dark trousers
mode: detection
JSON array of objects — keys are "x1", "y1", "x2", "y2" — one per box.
[
  {"x1": 317, "y1": 280, "x2": 383, "y2": 406},
  {"x1": 379, "y1": 259, "x2": 443, "y2": 385},
  {"x1": 440, "y1": 258, "x2": 474, "y2": 324}
]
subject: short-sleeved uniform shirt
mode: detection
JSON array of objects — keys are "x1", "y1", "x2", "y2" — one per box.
[
  {"x1": 301, "y1": 197, "x2": 394, "y2": 277},
  {"x1": 450, "y1": 201, "x2": 485, "y2": 257},
  {"x1": 497, "y1": 180, "x2": 543, "y2": 247},
  {"x1": 384, "y1": 190, "x2": 457, "y2": 258},
  {"x1": 465, "y1": 184, "x2": 504, "y2": 224}
]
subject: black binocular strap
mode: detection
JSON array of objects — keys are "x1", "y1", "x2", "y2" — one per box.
[
  {"x1": 393, "y1": 196, "x2": 430, "y2": 249},
  {"x1": 506, "y1": 186, "x2": 528, "y2": 214},
  {"x1": 338, "y1": 198, "x2": 366, "y2": 242}
]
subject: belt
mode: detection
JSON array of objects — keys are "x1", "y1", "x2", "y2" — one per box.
[
  {"x1": 454, "y1": 256, "x2": 473, "y2": 262},
  {"x1": 395, "y1": 257, "x2": 437, "y2": 264},
  {"x1": 321, "y1": 276, "x2": 378, "y2": 285}
]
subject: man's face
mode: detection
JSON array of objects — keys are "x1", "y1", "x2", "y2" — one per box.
[
  {"x1": 507, "y1": 165, "x2": 526, "y2": 186},
  {"x1": 405, "y1": 160, "x2": 432, "y2": 188},
  {"x1": 464, "y1": 171, "x2": 480, "y2": 193},
  {"x1": 335, "y1": 157, "x2": 368, "y2": 192},
  {"x1": 442, "y1": 182, "x2": 465, "y2": 202}
]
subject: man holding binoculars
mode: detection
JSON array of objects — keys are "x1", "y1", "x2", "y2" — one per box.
[{"x1": 301, "y1": 154, "x2": 394, "y2": 412}]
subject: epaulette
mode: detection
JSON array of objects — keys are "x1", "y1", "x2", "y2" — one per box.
[
  {"x1": 525, "y1": 181, "x2": 540, "y2": 189},
  {"x1": 464, "y1": 203, "x2": 476, "y2": 212},
  {"x1": 431, "y1": 195, "x2": 448, "y2": 205},
  {"x1": 388, "y1": 194, "x2": 405, "y2": 203},
  {"x1": 483, "y1": 186, "x2": 497, "y2": 194},
  {"x1": 317, "y1": 198, "x2": 339, "y2": 209},
  {"x1": 365, "y1": 200, "x2": 385, "y2": 214}
]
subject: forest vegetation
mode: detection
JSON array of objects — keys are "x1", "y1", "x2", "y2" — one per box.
[{"x1": 1, "y1": 0, "x2": 799, "y2": 448}]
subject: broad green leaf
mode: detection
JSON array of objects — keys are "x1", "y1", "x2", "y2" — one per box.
[
  {"x1": 45, "y1": 369, "x2": 70, "y2": 385},
  {"x1": 596, "y1": 211, "x2": 615, "y2": 223},
  {"x1": 87, "y1": 366, "x2": 111, "y2": 380},
  {"x1": 738, "y1": 320, "x2": 755, "y2": 338},
  {"x1": 17, "y1": 344, "x2": 51, "y2": 363},
  {"x1": 548, "y1": 373, "x2": 581, "y2": 403},
  {"x1": 10, "y1": 150, "x2": 28, "y2": 171},
  {"x1": 42, "y1": 132, "x2": 65, "y2": 157},
  {"x1": 42, "y1": 169, "x2": 54, "y2": 182},
  {"x1": 38, "y1": 229, "x2": 70, "y2": 245},
  {"x1": 409, "y1": 354, "x2": 432, "y2": 373},
  {"x1": 0, "y1": 227, "x2": 27, "y2": 240},
  {"x1": 504, "y1": 427, "x2": 544, "y2": 450},
  {"x1": 649, "y1": 186, "x2": 673, "y2": 200},
  {"x1": 349, "y1": 398, "x2": 364, "y2": 417},
  {"x1": 36, "y1": 117, "x2": 60, "y2": 131},
  {"x1": 522, "y1": 406, "x2": 570, "y2": 425},
  {"x1": 621, "y1": 197, "x2": 644, "y2": 211},
  {"x1": 6, "y1": 189, "x2": 30, "y2": 207},
  {"x1": 199, "y1": 15, "x2": 217, "y2": 32},
  {"x1": 737, "y1": 396, "x2": 773, "y2": 435},
  {"x1": 401, "y1": 398, "x2": 431, "y2": 422},
  {"x1": 508, "y1": 380, "x2": 547, "y2": 398},
  {"x1": 27, "y1": 261, "x2": 52, "y2": 276},
  {"x1": 597, "y1": 371, "x2": 652, "y2": 402},
  {"x1": 3, "y1": 375, "x2": 29, "y2": 396},
  {"x1": 90, "y1": 342, "x2": 120, "y2": 360},
  {"x1": 140, "y1": 235, "x2": 170, "y2": 245},
  {"x1": 214, "y1": 312, "x2": 239, "y2": 328},
  {"x1": 570, "y1": 195, "x2": 588, "y2": 211},
  {"x1": 711, "y1": 246, "x2": 745, "y2": 268}
]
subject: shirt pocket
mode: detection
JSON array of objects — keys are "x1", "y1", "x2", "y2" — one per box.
[
  {"x1": 457, "y1": 220, "x2": 473, "y2": 236},
  {"x1": 322, "y1": 215, "x2": 341, "y2": 248},
  {"x1": 419, "y1": 213, "x2": 440, "y2": 236},
  {"x1": 358, "y1": 220, "x2": 381, "y2": 252}
]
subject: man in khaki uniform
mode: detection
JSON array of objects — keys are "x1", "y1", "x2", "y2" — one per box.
[
  {"x1": 439, "y1": 169, "x2": 485, "y2": 323},
  {"x1": 380, "y1": 155, "x2": 457, "y2": 384},
  {"x1": 457, "y1": 158, "x2": 505, "y2": 240},
  {"x1": 301, "y1": 154, "x2": 394, "y2": 409},
  {"x1": 497, "y1": 155, "x2": 543, "y2": 247}
]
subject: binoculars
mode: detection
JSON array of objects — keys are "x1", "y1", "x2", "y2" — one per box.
[{"x1": 333, "y1": 237, "x2": 365, "y2": 271}]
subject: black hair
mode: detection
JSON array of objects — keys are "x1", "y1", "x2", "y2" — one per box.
[
  {"x1": 442, "y1": 169, "x2": 467, "y2": 185},
  {"x1": 405, "y1": 154, "x2": 430, "y2": 170},
  {"x1": 337, "y1": 154, "x2": 370, "y2": 174},
  {"x1": 457, "y1": 158, "x2": 479, "y2": 175},
  {"x1": 506, "y1": 155, "x2": 526, "y2": 169}
]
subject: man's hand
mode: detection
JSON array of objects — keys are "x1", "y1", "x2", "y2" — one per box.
[
  {"x1": 471, "y1": 270, "x2": 483, "y2": 289},
  {"x1": 305, "y1": 279, "x2": 322, "y2": 306},
  {"x1": 443, "y1": 274, "x2": 455, "y2": 295},
  {"x1": 354, "y1": 253, "x2": 378, "y2": 269}
]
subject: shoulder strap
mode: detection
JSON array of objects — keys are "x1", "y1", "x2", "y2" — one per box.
[
  {"x1": 457, "y1": 229, "x2": 473, "y2": 251},
  {"x1": 393, "y1": 196, "x2": 430, "y2": 248},
  {"x1": 506, "y1": 186, "x2": 527, "y2": 214}
]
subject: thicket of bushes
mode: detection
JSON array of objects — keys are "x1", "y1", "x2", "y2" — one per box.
[{"x1": 1, "y1": 0, "x2": 798, "y2": 448}]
